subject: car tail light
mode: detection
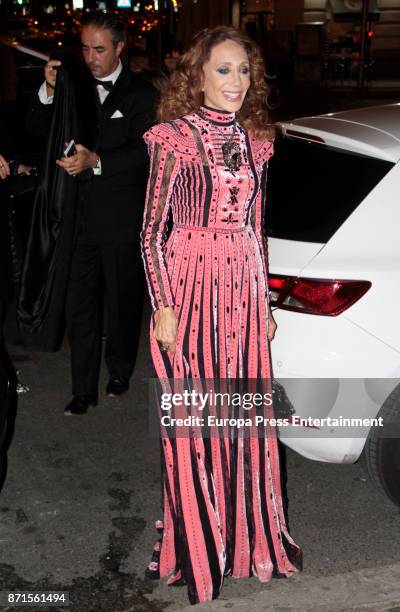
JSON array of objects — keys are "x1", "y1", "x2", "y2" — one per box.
[{"x1": 268, "y1": 275, "x2": 371, "y2": 316}]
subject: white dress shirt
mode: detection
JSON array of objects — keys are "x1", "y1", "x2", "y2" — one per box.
[{"x1": 92, "y1": 60, "x2": 123, "y2": 104}]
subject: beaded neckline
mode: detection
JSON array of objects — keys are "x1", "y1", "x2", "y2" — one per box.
[{"x1": 198, "y1": 104, "x2": 236, "y2": 126}]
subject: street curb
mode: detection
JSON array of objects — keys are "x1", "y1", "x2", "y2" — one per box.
[{"x1": 179, "y1": 562, "x2": 400, "y2": 611}]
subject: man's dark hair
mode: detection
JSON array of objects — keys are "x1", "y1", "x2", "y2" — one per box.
[{"x1": 81, "y1": 12, "x2": 127, "y2": 47}]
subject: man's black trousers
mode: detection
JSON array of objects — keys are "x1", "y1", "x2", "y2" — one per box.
[{"x1": 66, "y1": 225, "x2": 144, "y2": 399}]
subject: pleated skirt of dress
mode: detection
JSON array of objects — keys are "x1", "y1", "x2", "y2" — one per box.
[{"x1": 147, "y1": 226, "x2": 302, "y2": 604}]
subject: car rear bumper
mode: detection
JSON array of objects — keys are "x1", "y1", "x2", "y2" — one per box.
[
  {"x1": 271, "y1": 310, "x2": 400, "y2": 462},
  {"x1": 271, "y1": 309, "x2": 400, "y2": 378},
  {"x1": 280, "y1": 434, "x2": 366, "y2": 464}
]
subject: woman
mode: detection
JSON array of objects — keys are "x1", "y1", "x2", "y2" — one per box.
[{"x1": 141, "y1": 26, "x2": 302, "y2": 604}]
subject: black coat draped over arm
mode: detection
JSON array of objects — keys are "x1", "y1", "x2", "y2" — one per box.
[{"x1": 18, "y1": 54, "x2": 97, "y2": 351}]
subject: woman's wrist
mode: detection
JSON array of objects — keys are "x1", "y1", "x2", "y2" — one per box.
[
  {"x1": 155, "y1": 305, "x2": 175, "y2": 314},
  {"x1": 154, "y1": 305, "x2": 174, "y2": 321}
]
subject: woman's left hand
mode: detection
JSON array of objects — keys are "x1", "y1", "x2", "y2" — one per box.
[{"x1": 267, "y1": 308, "x2": 277, "y2": 341}]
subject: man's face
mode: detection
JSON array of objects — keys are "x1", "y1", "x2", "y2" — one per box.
[{"x1": 81, "y1": 25, "x2": 124, "y2": 78}]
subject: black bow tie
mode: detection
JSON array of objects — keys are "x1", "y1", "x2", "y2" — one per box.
[{"x1": 95, "y1": 79, "x2": 113, "y2": 92}]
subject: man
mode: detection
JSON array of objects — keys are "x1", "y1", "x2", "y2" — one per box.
[{"x1": 27, "y1": 13, "x2": 156, "y2": 415}]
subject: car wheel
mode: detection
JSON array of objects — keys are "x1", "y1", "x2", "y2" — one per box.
[{"x1": 360, "y1": 384, "x2": 400, "y2": 507}]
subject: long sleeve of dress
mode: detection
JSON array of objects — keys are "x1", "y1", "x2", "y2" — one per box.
[
  {"x1": 250, "y1": 138, "x2": 274, "y2": 281},
  {"x1": 141, "y1": 129, "x2": 179, "y2": 311}
]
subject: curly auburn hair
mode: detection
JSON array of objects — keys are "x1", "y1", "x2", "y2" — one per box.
[{"x1": 157, "y1": 26, "x2": 274, "y2": 140}]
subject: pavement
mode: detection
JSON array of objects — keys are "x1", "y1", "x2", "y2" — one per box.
[
  {"x1": 1, "y1": 301, "x2": 400, "y2": 612},
  {"x1": 178, "y1": 563, "x2": 400, "y2": 611}
]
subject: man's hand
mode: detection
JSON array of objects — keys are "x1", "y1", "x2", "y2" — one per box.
[
  {"x1": 56, "y1": 144, "x2": 98, "y2": 176},
  {"x1": 44, "y1": 60, "x2": 62, "y2": 97},
  {"x1": 17, "y1": 164, "x2": 33, "y2": 176},
  {"x1": 0, "y1": 154, "x2": 10, "y2": 180}
]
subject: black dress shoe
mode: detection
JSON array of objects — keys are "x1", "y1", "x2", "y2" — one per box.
[
  {"x1": 64, "y1": 395, "x2": 97, "y2": 416},
  {"x1": 106, "y1": 377, "x2": 129, "y2": 397}
]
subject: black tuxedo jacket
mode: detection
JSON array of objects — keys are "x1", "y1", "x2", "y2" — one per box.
[
  {"x1": 83, "y1": 67, "x2": 157, "y2": 243},
  {"x1": 27, "y1": 65, "x2": 157, "y2": 244}
]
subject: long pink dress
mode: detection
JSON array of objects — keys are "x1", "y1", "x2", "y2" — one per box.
[{"x1": 141, "y1": 105, "x2": 302, "y2": 604}]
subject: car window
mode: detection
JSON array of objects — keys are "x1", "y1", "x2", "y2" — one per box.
[{"x1": 266, "y1": 132, "x2": 394, "y2": 243}]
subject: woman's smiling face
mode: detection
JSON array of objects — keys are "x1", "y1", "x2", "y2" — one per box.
[{"x1": 201, "y1": 39, "x2": 250, "y2": 112}]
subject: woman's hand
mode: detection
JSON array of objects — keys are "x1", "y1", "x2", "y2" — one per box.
[
  {"x1": 153, "y1": 306, "x2": 178, "y2": 353},
  {"x1": 267, "y1": 308, "x2": 277, "y2": 341},
  {"x1": 0, "y1": 154, "x2": 10, "y2": 180}
]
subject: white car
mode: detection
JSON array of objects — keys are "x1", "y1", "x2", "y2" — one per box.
[{"x1": 267, "y1": 103, "x2": 400, "y2": 506}]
